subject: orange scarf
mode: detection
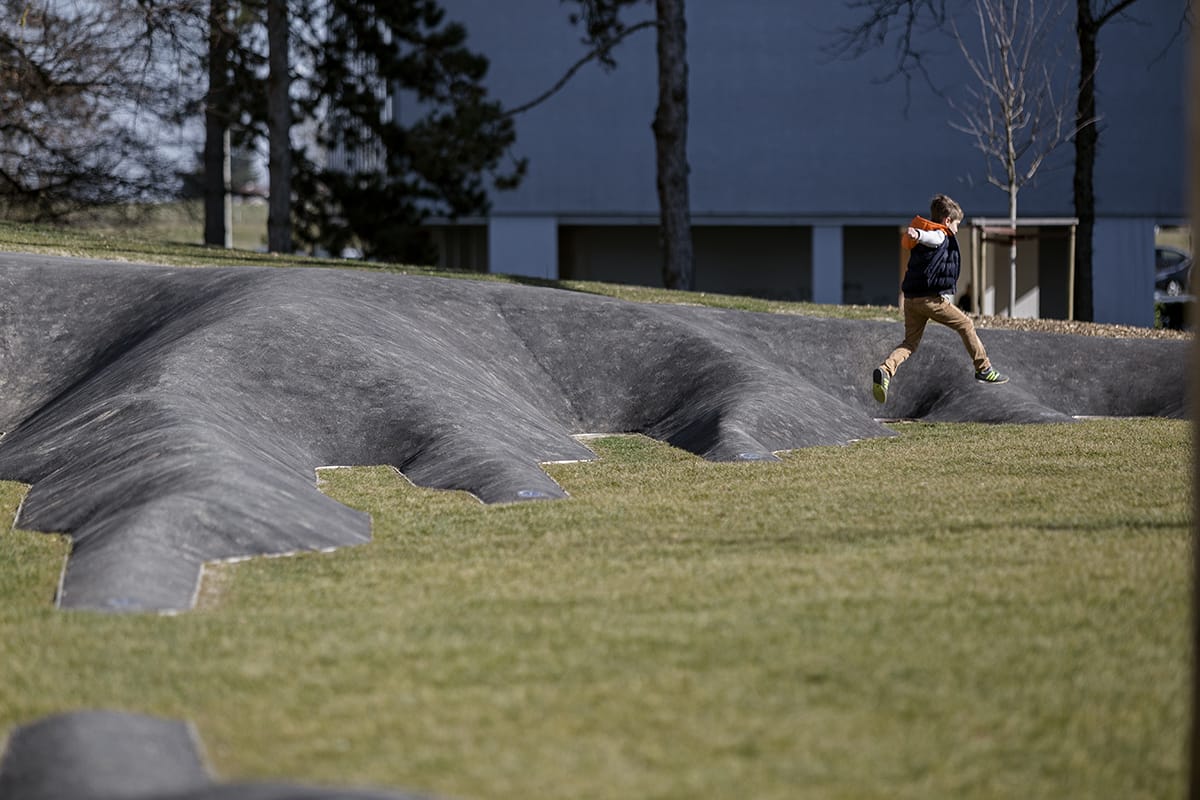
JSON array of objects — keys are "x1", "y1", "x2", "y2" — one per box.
[{"x1": 902, "y1": 215, "x2": 952, "y2": 250}]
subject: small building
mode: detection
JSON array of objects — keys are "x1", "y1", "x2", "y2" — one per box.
[{"x1": 962, "y1": 218, "x2": 1080, "y2": 320}]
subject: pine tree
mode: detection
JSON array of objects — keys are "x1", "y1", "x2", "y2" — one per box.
[{"x1": 290, "y1": 0, "x2": 524, "y2": 262}]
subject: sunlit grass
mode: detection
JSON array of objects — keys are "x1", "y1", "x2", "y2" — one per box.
[
  {"x1": 0, "y1": 419, "x2": 1189, "y2": 800},
  {"x1": 0, "y1": 215, "x2": 901, "y2": 322}
]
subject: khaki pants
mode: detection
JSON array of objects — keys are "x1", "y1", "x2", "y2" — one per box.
[{"x1": 880, "y1": 294, "x2": 991, "y2": 377}]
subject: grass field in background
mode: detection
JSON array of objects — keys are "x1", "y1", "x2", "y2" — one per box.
[
  {"x1": 0, "y1": 420, "x2": 1191, "y2": 800},
  {"x1": 66, "y1": 198, "x2": 271, "y2": 252},
  {"x1": 0, "y1": 214, "x2": 901, "y2": 322}
]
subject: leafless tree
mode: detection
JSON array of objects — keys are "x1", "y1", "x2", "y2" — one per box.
[
  {"x1": 266, "y1": 0, "x2": 291, "y2": 253},
  {"x1": 832, "y1": 0, "x2": 1186, "y2": 321},
  {"x1": 0, "y1": 1, "x2": 199, "y2": 219},
  {"x1": 204, "y1": 0, "x2": 234, "y2": 247},
  {"x1": 949, "y1": 0, "x2": 1087, "y2": 316}
]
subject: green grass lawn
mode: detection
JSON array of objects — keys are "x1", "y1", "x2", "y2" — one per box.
[
  {"x1": 0, "y1": 216, "x2": 900, "y2": 322},
  {"x1": 0, "y1": 420, "x2": 1190, "y2": 800}
]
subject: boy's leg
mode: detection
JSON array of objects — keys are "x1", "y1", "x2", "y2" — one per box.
[
  {"x1": 874, "y1": 298, "x2": 931, "y2": 403},
  {"x1": 926, "y1": 297, "x2": 991, "y2": 373},
  {"x1": 881, "y1": 297, "x2": 932, "y2": 377}
]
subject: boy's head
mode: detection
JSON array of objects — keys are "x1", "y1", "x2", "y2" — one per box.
[{"x1": 930, "y1": 194, "x2": 963, "y2": 231}]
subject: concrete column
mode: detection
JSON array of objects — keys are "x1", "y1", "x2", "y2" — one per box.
[
  {"x1": 811, "y1": 224, "x2": 843, "y2": 305},
  {"x1": 1092, "y1": 218, "x2": 1155, "y2": 327},
  {"x1": 488, "y1": 216, "x2": 558, "y2": 280}
]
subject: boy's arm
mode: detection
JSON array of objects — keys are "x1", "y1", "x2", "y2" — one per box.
[{"x1": 906, "y1": 227, "x2": 947, "y2": 247}]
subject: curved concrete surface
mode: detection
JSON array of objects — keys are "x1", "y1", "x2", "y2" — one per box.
[
  {"x1": 0, "y1": 253, "x2": 1188, "y2": 611},
  {"x1": 0, "y1": 711, "x2": 437, "y2": 800}
]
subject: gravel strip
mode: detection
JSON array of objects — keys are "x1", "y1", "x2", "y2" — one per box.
[{"x1": 973, "y1": 314, "x2": 1192, "y2": 340}]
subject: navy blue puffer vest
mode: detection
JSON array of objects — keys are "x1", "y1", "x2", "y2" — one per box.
[{"x1": 901, "y1": 233, "x2": 960, "y2": 298}]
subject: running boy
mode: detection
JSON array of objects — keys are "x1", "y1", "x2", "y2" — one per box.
[{"x1": 872, "y1": 193, "x2": 1007, "y2": 403}]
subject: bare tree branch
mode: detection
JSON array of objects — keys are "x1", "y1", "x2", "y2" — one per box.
[
  {"x1": 503, "y1": 17, "x2": 656, "y2": 117},
  {"x1": 1095, "y1": 0, "x2": 1142, "y2": 27},
  {"x1": 948, "y1": 0, "x2": 1093, "y2": 316},
  {"x1": 0, "y1": 0, "x2": 201, "y2": 219},
  {"x1": 823, "y1": 0, "x2": 949, "y2": 110},
  {"x1": 948, "y1": 0, "x2": 1086, "y2": 206}
]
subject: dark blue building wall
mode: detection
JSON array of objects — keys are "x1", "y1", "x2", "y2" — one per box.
[{"x1": 432, "y1": 0, "x2": 1189, "y2": 323}]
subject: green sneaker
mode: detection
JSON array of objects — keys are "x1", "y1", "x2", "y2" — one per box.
[
  {"x1": 872, "y1": 367, "x2": 889, "y2": 403},
  {"x1": 975, "y1": 367, "x2": 1009, "y2": 384}
]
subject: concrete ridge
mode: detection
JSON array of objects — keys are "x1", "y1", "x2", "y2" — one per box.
[
  {"x1": 0, "y1": 253, "x2": 1188, "y2": 612},
  {"x1": 0, "y1": 710, "x2": 438, "y2": 800}
]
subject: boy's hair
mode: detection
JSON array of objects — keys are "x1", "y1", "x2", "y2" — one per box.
[{"x1": 930, "y1": 194, "x2": 963, "y2": 223}]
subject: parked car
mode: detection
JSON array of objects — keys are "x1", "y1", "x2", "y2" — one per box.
[{"x1": 1155, "y1": 245, "x2": 1193, "y2": 296}]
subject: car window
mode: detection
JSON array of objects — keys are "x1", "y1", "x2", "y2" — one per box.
[{"x1": 1158, "y1": 249, "x2": 1184, "y2": 269}]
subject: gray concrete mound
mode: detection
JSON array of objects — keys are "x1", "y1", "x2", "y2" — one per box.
[
  {"x1": 0, "y1": 253, "x2": 1188, "y2": 611},
  {"x1": 0, "y1": 711, "x2": 437, "y2": 800}
]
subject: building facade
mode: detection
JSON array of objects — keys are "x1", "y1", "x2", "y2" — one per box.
[{"x1": 423, "y1": 0, "x2": 1188, "y2": 326}]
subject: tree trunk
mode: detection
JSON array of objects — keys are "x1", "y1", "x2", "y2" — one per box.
[
  {"x1": 652, "y1": 0, "x2": 694, "y2": 291},
  {"x1": 1072, "y1": 0, "x2": 1097, "y2": 321},
  {"x1": 1189, "y1": 0, "x2": 1200, "y2": 787},
  {"x1": 267, "y1": 0, "x2": 292, "y2": 254},
  {"x1": 204, "y1": 0, "x2": 232, "y2": 248},
  {"x1": 1008, "y1": 185, "x2": 1018, "y2": 318}
]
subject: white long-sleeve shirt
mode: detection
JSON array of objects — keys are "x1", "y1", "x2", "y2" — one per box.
[{"x1": 915, "y1": 228, "x2": 947, "y2": 247}]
